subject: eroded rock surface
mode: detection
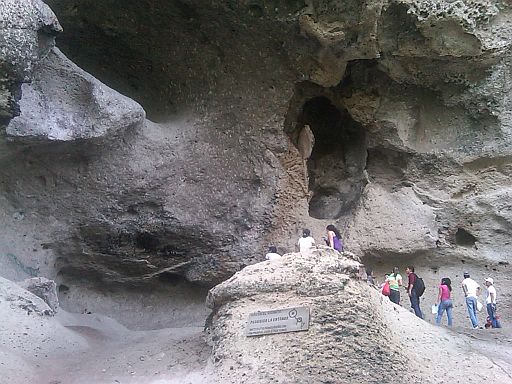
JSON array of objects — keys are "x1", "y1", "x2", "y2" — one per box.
[
  {"x1": 18, "y1": 276, "x2": 59, "y2": 312},
  {"x1": 0, "y1": 0, "x2": 61, "y2": 123},
  {"x1": 0, "y1": 0, "x2": 511, "y2": 308},
  {"x1": 7, "y1": 48, "x2": 145, "y2": 141},
  {"x1": 205, "y1": 249, "x2": 511, "y2": 383}
]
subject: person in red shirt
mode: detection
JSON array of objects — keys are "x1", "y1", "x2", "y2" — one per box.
[{"x1": 406, "y1": 266, "x2": 423, "y2": 319}]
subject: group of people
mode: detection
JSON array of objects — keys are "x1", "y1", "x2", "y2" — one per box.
[
  {"x1": 375, "y1": 267, "x2": 502, "y2": 329},
  {"x1": 297, "y1": 225, "x2": 343, "y2": 254},
  {"x1": 264, "y1": 229, "x2": 502, "y2": 330},
  {"x1": 264, "y1": 225, "x2": 344, "y2": 261}
]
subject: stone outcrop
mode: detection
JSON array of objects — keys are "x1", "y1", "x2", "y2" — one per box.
[
  {"x1": 6, "y1": 48, "x2": 145, "y2": 141},
  {"x1": 0, "y1": 0, "x2": 61, "y2": 124},
  {"x1": 205, "y1": 248, "x2": 511, "y2": 383},
  {"x1": 205, "y1": 247, "x2": 404, "y2": 383},
  {"x1": 18, "y1": 276, "x2": 59, "y2": 312}
]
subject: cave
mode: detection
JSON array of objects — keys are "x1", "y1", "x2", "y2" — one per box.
[
  {"x1": 295, "y1": 96, "x2": 367, "y2": 219},
  {"x1": 3, "y1": 0, "x2": 512, "y2": 382},
  {"x1": 455, "y1": 227, "x2": 477, "y2": 247}
]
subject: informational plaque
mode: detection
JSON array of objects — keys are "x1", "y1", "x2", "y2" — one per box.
[{"x1": 246, "y1": 306, "x2": 310, "y2": 337}]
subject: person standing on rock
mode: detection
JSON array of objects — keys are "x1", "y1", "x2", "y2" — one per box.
[
  {"x1": 484, "y1": 277, "x2": 501, "y2": 328},
  {"x1": 462, "y1": 272, "x2": 481, "y2": 329},
  {"x1": 436, "y1": 277, "x2": 453, "y2": 327},
  {"x1": 298, "y1": 229, "x2": 316, "y2": 254},
  {"x1": 406, "y1": 266, "x2": 423, "y2": 319},
  {"x1": 265, "y1": 246, "x2": 282, "y2": 261},
  {"x1": 386, "y1": 267, "x2": 402, "y2": 305},
  {"x1": 325, "y1": 224, "x2": 343, "y2": 252}
]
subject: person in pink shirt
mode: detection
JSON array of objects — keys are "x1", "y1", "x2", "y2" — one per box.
[{"x1": 436, "y1": 277, "x2": 453, "y2": 326}]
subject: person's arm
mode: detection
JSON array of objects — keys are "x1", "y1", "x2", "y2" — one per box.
[
  {"x1": 328, "y1": 231, "x2": 334, "y2": 248},
  {"x1": 462, "y1": 282, "x2": 467, "y2": 297},
  {"x1": 408, "y1": 275, "x2": 413, "y2": 296},
  {"x1": 438, "y1": 286, "x2": 442, "y2": 304},
  {"x1": 397, "y1": 274, "x2": 403, "y2": 287},
  {"x1": 490, "y1": 288, "x2": 495, "y2": 303}
]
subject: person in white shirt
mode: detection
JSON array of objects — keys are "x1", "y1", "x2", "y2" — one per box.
[
  {"x1": 265, "y1": 246, "x2": 281, "y2": 261},
  {"x1": 297, "y1": 229, "x2": 315, "y2": 254},
  {"x1": 484, "y1": 277, "x2": 501, "y2": 328},
  {"x1": 461, "y1": 272, "x2": 481, "y2": 329}
]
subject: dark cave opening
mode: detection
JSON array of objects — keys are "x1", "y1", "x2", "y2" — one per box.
[
  {"x1": 295, "y1": 96, "x2": 367, "y2": 219},
  {"x1": 455, "y1": 228, "x2": 476, "y2": 247}
]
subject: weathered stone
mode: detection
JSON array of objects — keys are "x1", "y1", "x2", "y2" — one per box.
[
  {"x1": 0, "y1": 0, "x2": 510, "y2": 299},
  {"x1": 6, "y1": 48, "x2": 145, "y2": 141},
  {"x1": 0, "y1": 0, "x2": 61, "y2": 123},
  {"x1": 18, "y1": 276, "x2": 59, "y2": 312},
  {"x1": 205, "y1": 248, "x2": 511, "y2": 383}
]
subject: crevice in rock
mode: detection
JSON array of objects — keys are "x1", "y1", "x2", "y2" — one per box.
[
  {"x1": 455, "y1": 227, "x2": 477, "y2": 247},
  {"x1": 286, "y1": 91, "x2": 367, "y2": 219}
]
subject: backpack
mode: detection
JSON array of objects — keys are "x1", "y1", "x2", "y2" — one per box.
[{"x1": 414, "y1": 274, "x2": 425, "y2": 297}]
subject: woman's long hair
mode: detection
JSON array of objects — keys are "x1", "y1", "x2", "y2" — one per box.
[
  {"x1": 326, "y1": 224, "x2": 341, "y2": 238},
  {"x1": 441, "y1": 277, "x2": 452, "y2": 292}
]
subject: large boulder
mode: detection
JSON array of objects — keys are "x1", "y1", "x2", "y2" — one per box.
[{"x1": 204, "y1": 248, "x2": 511, "y2": 383}]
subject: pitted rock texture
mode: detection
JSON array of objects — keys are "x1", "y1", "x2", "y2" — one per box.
[
  {"x1": 205, "y1": 248, "x2": 511, "y2": 384},
  {"x1": 0, "y1": 0, "x2": 512, "y2": 293},
  {"x1": 0, "y1": 0, "x2": 61, "y2": 123}
]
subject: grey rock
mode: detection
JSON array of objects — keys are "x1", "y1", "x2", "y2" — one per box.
[
  {"x1": 0, "y1": 0, "x2": 510, "y2": 294},
  {"x1": 0, "y1": 0, "x2": 61, "y2": 123},
  {"x1": 18, "y1": 277, "x2": 59, "y2": 312},
  {"x1": 6, "y1": 48, "x2": 145, "y2": 141},
  {"x1": 0, "y1": 276, "x2": 55, "y2": 316}
]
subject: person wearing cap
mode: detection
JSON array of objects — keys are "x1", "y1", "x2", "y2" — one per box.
[
  {"x1": 461, "y1": 272, "x2": 481, "y2": 329},
  {"x1": 484, "y1": 277, "x2": 502, "y2": 328}
]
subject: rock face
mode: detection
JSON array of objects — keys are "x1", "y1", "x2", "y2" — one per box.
[
  {"x1": 205, "y1": 248, "x2": 511, "y2": 383},
  {"x1": 0, "y1": 0, "x2": 511, "y2": 306},
  {"x1": 0, "y1": 0, "x2": 61, "y2": 124}
]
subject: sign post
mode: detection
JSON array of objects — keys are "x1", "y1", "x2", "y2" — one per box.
[{"x1": 245, "y1": 306, "x2": 310, "y2": 337}]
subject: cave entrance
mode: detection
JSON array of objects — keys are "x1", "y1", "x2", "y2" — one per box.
[{"x1": 294, "y1": 96, "x2": 367, "y2": 219}]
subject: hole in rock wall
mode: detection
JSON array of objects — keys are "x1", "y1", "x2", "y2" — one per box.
[
  {"x1": 293, "y1": 96, "x2": 367, "y2": 219},
  {"x1": 455, "y1": 228, "x2": 476, "y2": 247}
]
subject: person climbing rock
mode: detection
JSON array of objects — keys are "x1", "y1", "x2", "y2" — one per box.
[
  {"x1": 297, "y1": 229, "x2": 316, "y2": 254},
  {"x1": 386, "y1": 267, "x2": 402, "y2": 305},
  {"x1": 406, "y1": 266, "x2": 423, "y2": 319},
  {"x1": 325, "y1": 224, "x2": 343, "y2": 252},
  {"x1": 462, "y1": 272, "x2": 481, "y2": 329}
]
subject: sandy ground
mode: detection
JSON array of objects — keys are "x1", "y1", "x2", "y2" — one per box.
[
  {"x1": 40, "y1": 313, "x2": 209, "y2": 384},
  {"x1": 377, "y1": 286, "x2": 512, "y2": 383},
  {"x1": 0, "y1": 277, "x2": 209, "y2": 384}
]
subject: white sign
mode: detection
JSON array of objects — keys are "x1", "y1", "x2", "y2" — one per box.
[{"x1": 246, "y1": 306, "x2": 310, "y2": 337}]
